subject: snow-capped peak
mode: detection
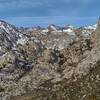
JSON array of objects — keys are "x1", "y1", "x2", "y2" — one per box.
[
  {"x1": 48, "y1": 24, "x2": 58, "y2": 31},
  {"x1": 84, "y1": 24, "x2": 97, "y2": 30},
  {"x1": 81, "y1": 24, "x2": 97, "y2": 37}
]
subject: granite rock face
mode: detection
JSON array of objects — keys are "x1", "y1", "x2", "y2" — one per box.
[{"x1": 0, "y1": 19, "x2": 100, "y2": 100}]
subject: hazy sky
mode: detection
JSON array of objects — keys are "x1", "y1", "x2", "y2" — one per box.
[{"x1": 0, "y1": 0, "x2": 99, "y2": 27}]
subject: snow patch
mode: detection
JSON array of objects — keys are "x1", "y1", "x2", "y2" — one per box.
[{"x1": 17, "y1": 34, "x2": 27, "y2": 45}]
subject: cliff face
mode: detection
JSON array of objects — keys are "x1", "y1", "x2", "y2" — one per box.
[
  {"x1": 0, "y1": 19, "x2": 100, "y2": 100},
  {"x1": 91, "y1": 18, "x2": 100, "y2": 47}
]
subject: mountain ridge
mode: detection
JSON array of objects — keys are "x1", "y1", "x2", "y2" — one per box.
[{"x1": 0, "y1": 19, "x2": 100, "y2": 100}]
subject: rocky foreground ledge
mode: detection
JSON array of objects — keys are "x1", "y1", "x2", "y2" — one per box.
[{"x1": 0, "y1": 19, "x2": 100, "y2": 100}]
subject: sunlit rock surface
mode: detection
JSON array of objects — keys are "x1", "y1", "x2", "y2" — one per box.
[{"x1": 0, "y1": 19, "x2": 100, "y2": 100}]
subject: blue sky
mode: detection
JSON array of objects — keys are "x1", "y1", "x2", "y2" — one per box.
[{"x1": 0, "y1": 0, "x2": 100, "y2": 27}]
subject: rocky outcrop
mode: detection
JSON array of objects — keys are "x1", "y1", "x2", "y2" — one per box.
[
  {"x1": 91, "y1": 17, "x2": 100, "y2": 46},
  {"x1": 0, "y1": 20, "x2": 26, "y2": 56},
  {"x1": 0, "y1": 19, "x2": 100, "y2": 100}
]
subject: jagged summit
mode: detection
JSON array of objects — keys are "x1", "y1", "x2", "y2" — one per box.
[
  {"x1": 0, "y1": 20, "x2": 9, "y2": 24},
  {"x1": 0, "y1": 20, "x2": 26, "y2": 56}
]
